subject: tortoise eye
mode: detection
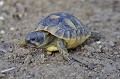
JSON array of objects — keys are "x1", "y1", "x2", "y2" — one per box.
[
  {"x1": 31, "y1": 38, "x2": 36, "y2": 41},
  {"x1": 36, "y1": 36, "x2": 44, "y2": 44}
]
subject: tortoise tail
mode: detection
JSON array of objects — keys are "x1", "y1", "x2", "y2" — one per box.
[{"x1": 90, "y1": 31, "x2": 104, "y2": 40}]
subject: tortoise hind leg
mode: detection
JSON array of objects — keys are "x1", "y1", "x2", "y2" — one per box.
[{"x1": 56, "y1": 39, "x2": 71, "y2": 61}]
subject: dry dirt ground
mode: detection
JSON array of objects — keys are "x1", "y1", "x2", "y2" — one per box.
[{"x1": 0, "y1": 0, "x2": 120, "y2": 79}]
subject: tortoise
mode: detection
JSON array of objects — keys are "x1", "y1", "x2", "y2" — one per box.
[{"x1": 20, "y1": 12, "x2": 102, "y2": 61}]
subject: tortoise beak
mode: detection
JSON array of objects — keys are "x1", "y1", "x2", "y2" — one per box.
[{"x1": 20, "y1": 41, "x2": 27, "y2": 47}]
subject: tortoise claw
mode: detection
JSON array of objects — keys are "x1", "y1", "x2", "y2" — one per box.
[
  {"x1": 47, "y1": 51, "x2": 52, "y2": 55},
  {"x1": 20, "y1": 41, "x2": 27, "y2": 47}
]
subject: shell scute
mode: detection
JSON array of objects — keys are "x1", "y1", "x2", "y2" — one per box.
[
  {"x1": 63, "y1": 30, "x2": 70, "y2": 38},
  {"x1": 35, "y1": 12, "x2": 91, "y2": 40},
  {"x1": 55, "y1": 29, "x2": 64, "y2": 37}
]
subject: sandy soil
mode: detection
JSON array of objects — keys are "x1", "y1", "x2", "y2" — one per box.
[{"x1": 0, "y1": 0, "x2": 120, "y2": 79}]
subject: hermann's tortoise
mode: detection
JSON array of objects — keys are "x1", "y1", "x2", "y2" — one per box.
[{"x1": 20, "y1": 12, "x2": 102, "y2": 61}]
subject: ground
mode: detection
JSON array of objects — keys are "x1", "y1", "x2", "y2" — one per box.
[{"x1": 0, "y1": 0, "x2": 120, "y2": 79}]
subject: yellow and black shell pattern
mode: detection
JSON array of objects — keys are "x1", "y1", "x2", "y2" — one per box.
[{"x1": 35, "y1": 12, "x2": 91, "y2": 48}]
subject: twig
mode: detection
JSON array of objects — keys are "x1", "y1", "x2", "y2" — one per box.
[{"x1": 1, "y1": 67, "x2": 16, "y2": 73}]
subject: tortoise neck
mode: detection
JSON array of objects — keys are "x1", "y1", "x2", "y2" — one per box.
[{"x1": 39, "y1": 31, "x2": 55, "y2": 48}]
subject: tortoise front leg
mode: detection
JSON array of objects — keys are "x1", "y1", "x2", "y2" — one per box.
[
  {"x1": 56, "y1": 39, "x2": 70, "y2": 61},
  {"x1": 57, "y1": 39, "x2": 86, "y2": 64}
]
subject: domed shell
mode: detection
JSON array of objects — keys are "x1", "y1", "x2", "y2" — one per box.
[{"x1": 35, "y1": 12, "x2": 91, "y2": 48}]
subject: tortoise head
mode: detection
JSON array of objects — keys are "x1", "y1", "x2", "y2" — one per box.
[{"x1": 20, "y1": 31, "x2": 47, "y2": 48}]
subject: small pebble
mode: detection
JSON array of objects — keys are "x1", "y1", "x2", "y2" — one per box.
[
  {"x1": 109, "y1": 41, "x2": 115, "y2": 46},
  {"x1": 0, "y1": 48, "x2": 7, "y2": 53},
  {"x1": 8, "y1": 76, "x2": 14, "y2": 79},
  {"x1": 99, "y1": 44, "x2": 103, "y2": 48},
  {"x1": 46, "y1": 64, "x2": 49, "y2": 66},
  {"x1": 0, "y1": 16, "x2": 4, "y2": 20},
  {"x1": 114, "y1": 52, "x2": 118, "y2": 54},
  {"x1": 40, "y1": 54, "x2": 45, "y2": 59},
  {"x1": 0, "y1": 73, "x2": 5, "y2": 77},
  {"x1": 105, "y1": 63, "x2": 116, "y2": 72},
  {"x1": 0, "y1": 0, "x2": 4, "y2": 6},
  {"x1": 24, "y1": 55, "x2": 32, "y2": 65},
  {"x1": 40, "y1": 53, "x2": 46, "y2": 63},
  {"x1": 96, "y1": 41, "x2": 101, "y2": 44},
  {"x1": 84, "y1": 45, "x2": 95, "y2": 52},
  {"x1": 0, "y1": 30, "x2": 5, "y2": 34},
  {"x1": 10, "y1": 27, "x2": 15, "y2": 31},
  {"x1": 96, "y1": 77, "x2": 99, "y2": 79}
]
